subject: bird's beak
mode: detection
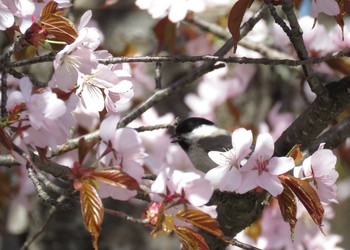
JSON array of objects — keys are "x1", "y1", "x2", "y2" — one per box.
[{"x1": 170, "y1": 134, "x2": 179, "y2": 143}]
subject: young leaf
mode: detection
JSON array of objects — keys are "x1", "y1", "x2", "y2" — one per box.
[
  {"x1": 277, "y1": 183, "x2": 297, "y2": 239},
  {"x1": 151, "y1": 213, "x2": 175, "y2": 237},
  {"x1": 153, "y1": 17, "x2": 177, "y2": 53},
  {"x1": 80, "y1": 181, "x2": 104, "y2": 250},
  {"x1": 91, "y1": 169, "x2": 140, "y2": 191},
  {"x1": 279, "y1": 175, "x2": 324, "y2": 230},
  {"x1": 335, "y1": 0, "x2": 350, "y2": 39},
  {"x1": 41, "y1": 1, "x2": 64, "y2": 16},
  {"x1": 174, "y1": 226, "x2": 209, "y2": 250},
  {"x1": 227, "y1": 0, "x2": 255, "y2": 53},
  {"x1": 78, "y1": 138, "x2": 97, "y2": 164},
  {"x1": 40, "y1": 14, "x2": 78, "y2": 44},
  {"x1": 287, "y1": 144, "x2": 303, "y2": 164},
  {"x1": 175, "y1": 209, "x2": 224, "y2": 238}
]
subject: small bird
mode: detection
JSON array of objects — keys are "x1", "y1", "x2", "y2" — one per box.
[{"x1": 171, "y1": 117, "x2": 232, "y2": 172}]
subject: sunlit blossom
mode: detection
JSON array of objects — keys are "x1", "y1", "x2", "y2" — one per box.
[
  {"x1": 240, "y1": 133, "x2": 295, "y2": 196},
  {"x1": 205, "y1": 128, "x2": 252, "y2": 192}
]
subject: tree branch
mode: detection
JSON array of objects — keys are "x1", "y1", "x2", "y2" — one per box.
[
  {"x1": 117, "y1": 3, "x2": 269, "y2": 128},
  {"x1": 280, "y1": 0, "x2": 327, "y2": 97},
  {"x1": 274, "y1": 76, "x2": 350, "y2": 156},
  {"x1": 98, "y1": 49, "x2": 350, "y2": 66},
  {"x1": 308, "y1": 116, "x2": 350, "y2": 154}
]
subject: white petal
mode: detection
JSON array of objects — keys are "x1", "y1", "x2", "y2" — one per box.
[
  {"x1": 232, "y1": 128, "x2": 253, "y2": 162},
  {"x1": 254, "y1": 133, "x2": 274, "y2": 160},
  {"x1": 236, "y1": 171, "x2": 258, "y2": 194},
  {"x1": 267, "y1": 157, "x2": 295, "y2": 175},
  {"x1": 220, "y1": 168, "x2": 242, "y2": 192},
  {"x1": 205, "y1": 165, "x2": 229, "y2": 189},
  {"x1": 99, "y1": 115, "x2": 119, "y2": 141},
  {"x1": 311, "y1": 149, "x2": 337, "y2": 177},
  {"x1": 257, "y1": 172, "x2": 283, "y2": 196}
]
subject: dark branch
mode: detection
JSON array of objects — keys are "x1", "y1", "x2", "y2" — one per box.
[
  {"x1": 308, "y1": 116, "x2": 350, "y2": 154},
  {"x1": 275, "y1": 76, "x2": 350, "y2": 156}
]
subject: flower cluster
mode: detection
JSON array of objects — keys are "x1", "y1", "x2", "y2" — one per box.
[
  {"x1": 204, "y1": 128, "x2": 294, "y2": 196},
  {"x1": 205, "y1": 127, "x2": 338, "y2": 201}
]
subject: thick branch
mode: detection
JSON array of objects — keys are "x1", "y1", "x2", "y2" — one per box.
[
  {"x1": 274, "y1": 76, "x2": 350, "y2": 156},
  {"x1": 308, "y1": 116, "x2": 350, "y2": 153}
]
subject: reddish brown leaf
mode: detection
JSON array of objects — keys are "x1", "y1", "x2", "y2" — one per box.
[
  {"x1": 227, "y1": 0, "x2": 255, "y2": 53},
  {"x1": 175, "y1": 209, "x2": 224, "y2": 238},
  {"x1": 174, "y1": 226, "x2": 209, "y2": 250},
  {"x1": 335, "y1": 0, "x2": 350, "y2": 39},
  {"x1": 91, "y1": 169, "x2": 140, "y2": 191},
  {"x1": 40, "y1": 14, "x2": 78, "y2": 44},
  {"x1": 78, "y1": 138, "x2": 97, "y2": 164},
  {"x1": 41, "y1": 1, "x2": 64, "y2": 16},
  {"x1": 153, "y1": 17, "x2": 177, "y2": 53},
  {"x1": 80, "y1": 181, "x2": 104, "y2": 250},
  {"x1": 287, "y1": 144, "x2": 303, "y2": 164},
  {"x1": 151, "y1": 213, "x2": 175, "y2": 237},
  {"x1": 280, "y1": 175, "x2": 324, "y2": 229},
  {"x1": 277, "y1": 183, "x2": 297, "y2": 239},
  {"x1": 326, "y1": 57, "x2": 350, "y2": 75}
]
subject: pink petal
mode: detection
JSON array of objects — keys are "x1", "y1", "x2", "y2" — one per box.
[
  {"x1": 257, "y1": 172, "x2": 283, "y2": 196},
  {"x1": 267, "y1": 157, "x2": 295, "y2": 175},
  {"x1": 232, "y1": 128, "x2": 253, "y2": 162},
  {"x1": 185, "y1": 178, "x2": 213, "y2": 206},
  {"x1": 311, "y1": 149, "x2": 337, "y2": 177},
  {"x1": 254, "y1": 133, "x2": 274, "y2": 160},
  {"x1": 168, "y1": 0, "x2": 188, "y2": 22},
  {"x1": 220, "y1": 168, "x2": 242, "y2": 192},
  {"x1": 99, "y1": 115, "x2": 119, "y2": 141},
  {"x1": 81, "y1": 84, "x2": 104, "y2": 111},
  {"x1": 205, "y1": 165, "x2": 229, "y2": 189},
  {"x1": 208, "y1": 151, "x2": 230, "y2": 167},
  {"x1": 236, "y1": 171, "x2": 258, "y2": 194}
]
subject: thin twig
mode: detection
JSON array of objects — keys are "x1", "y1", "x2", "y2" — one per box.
[
  {"x1": 155, "y1": 61, "x2": 162, "y2": 90},
  {"x1": 104, "y1": 208, "x2": 150, "y2": 224},
  {"x1": 132, "y1": 119, "x2": 179, "y2": 132},
  {"x1": 98, "y1": 49, "x2": 350, "y2": 66},
  {"x1": 19, "y1": 207, "x2": 57, "y2": 250},
  {"x1": 117, "y1": 3, "x2": 270, "y2": 128},
  {"x1": 230, "y1": 238, "x2": 262, "y2": 250},
  {"x1": 9, "y1": 52, "x2": 56, "y2": 68},
  {"x1": 280, "y1": 0, "x2": 327, "y2": 97}
]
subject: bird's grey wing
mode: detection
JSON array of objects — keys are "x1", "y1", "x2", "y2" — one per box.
[{"x1": 197, "y1": 134, "x2": 232, "y2": 153}]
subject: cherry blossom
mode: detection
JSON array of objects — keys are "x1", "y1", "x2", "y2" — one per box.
[
  {"x1": 6, "y1": 77, "x2": 76, "y2": 150},
  {"x1": 129, "y1": 108, "x2": 175, "y2": 174},
  {"x1": 240, "y1": 133, "x2": 295, "y2": 196},
  {"x1": 151, "y1": 167, "x2": 215, "y2": 216},
  {"x1": 136, "y1": 0, "x2": 206, "y2": 23},
  {"x1": 49, "y1": 11, "x2": 101, "y2": 92},
  {"x1": 76, "y1": 63, "x2": 134, "y2": 113},
  {"x1": 135, "y1": 0, "x2": 232, "y2": 23},
  {"x1": 185, "y1": 64, "x2": 253, "y2": 120},
  {"x1": 205, "y1": 128, "x2": 252, "y2": 192},
  {"x1": 294, "y1": 147, "x2": 338, "y2": 204},
  {"x1": 97, "y1": 115, "x2": 146, "y2": 200},
  {"x1": 311, "y1": 0, "x2": 340, "y2": 18},
  {"x1": 0, "y1": 1, "x2": 15, "y2": 30}
]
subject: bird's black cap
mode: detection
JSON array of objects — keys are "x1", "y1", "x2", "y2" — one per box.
[{"x1": 174, "y1": 117, "x2": 214, "y2": 135}]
